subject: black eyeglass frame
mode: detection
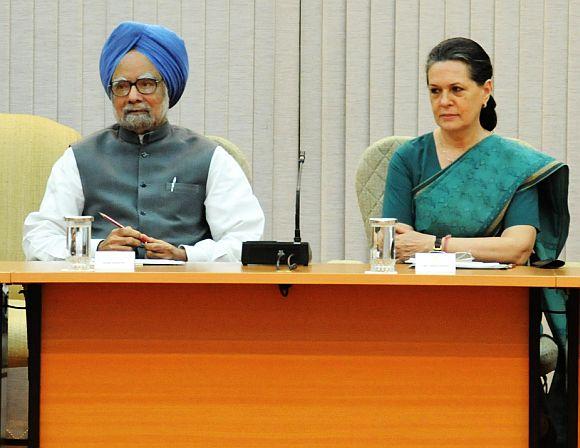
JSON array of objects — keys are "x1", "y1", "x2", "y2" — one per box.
[{"x1": 109, "y1": 78, "x2": 163, "y2": 97}]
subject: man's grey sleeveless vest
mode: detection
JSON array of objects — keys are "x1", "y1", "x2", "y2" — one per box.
[{"x1": 73, "y1": 122, "x2": 215, "y2": 255}]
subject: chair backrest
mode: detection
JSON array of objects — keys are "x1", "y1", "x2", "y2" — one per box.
[
  {"x1": 355, "y1": 136, "x2": 411, "y2": 246},
  {"x1": 206, "y1": 135, "x2": 252, "y2": 182},
  {"x1": 0, "y1": 114, "x2": 81, "y2": 261}
]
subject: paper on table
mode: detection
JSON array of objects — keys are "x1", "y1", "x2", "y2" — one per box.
[
  {"x1": 455, "y1": 261, "x2": 511, "y2": 269},
  {"x1": 406, "y1": 258, "x2": 511, "y2": 269},
  {"x1": 135, "y1": 259, "x2": 186, "y2": 265},
  {"x1": 406, "y1": 252, "x2": 474, "y2": 263}
]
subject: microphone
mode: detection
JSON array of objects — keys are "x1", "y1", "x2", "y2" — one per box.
[
  {"x1": 241, "y1": 151, "x2": 312, "y2": 267},
  {"x1": 294, "y1": 151, "x2": 305, "y2": 243}
]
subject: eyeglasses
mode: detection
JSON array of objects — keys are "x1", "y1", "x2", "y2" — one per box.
[{"x1": 109, "y1": 78, "x2": 162, "y2": 97}]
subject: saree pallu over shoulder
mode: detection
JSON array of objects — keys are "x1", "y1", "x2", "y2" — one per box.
[{"x1": 413, "y1": 134, "x2": 569, "y2": 260}]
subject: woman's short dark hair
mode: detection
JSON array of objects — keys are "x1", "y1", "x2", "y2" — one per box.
[{"x1": 426, "y1": 37, "x2": 496, "y2": 131}]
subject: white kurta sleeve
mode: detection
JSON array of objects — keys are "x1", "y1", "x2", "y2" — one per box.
[
  {"x1": 182, "y1": 146, "x2": 265, "y2": 262},
  {"x1": 22, "y1": 148, "x2": 88, "y2": 261}
]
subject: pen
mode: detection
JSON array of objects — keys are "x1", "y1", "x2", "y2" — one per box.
[
  {"x1": 99, "y1": 212, "x2": 148, "y2": 243},
  {"x1": 170, "y1": 176, "x2": 177, "y2": 192}
]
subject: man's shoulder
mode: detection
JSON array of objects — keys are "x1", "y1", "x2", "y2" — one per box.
[
  {"x1": 169, "y1": 125, "x2": 217, "y2": 151},
  {"x1": 72, "y1": 124, "x2": 119, "y2": 150}
]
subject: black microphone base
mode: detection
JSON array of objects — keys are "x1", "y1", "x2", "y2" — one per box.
[{"x1": 241, "y1": 241, "x2": 311, "y2": 266}]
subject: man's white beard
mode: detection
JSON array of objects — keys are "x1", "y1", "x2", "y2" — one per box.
[
  {"x1": 115, "y1": 93, "x2": 169, "y2": 134},
  {"x1": 120, "y1": 108, "x2": 156, "y2": 133}
]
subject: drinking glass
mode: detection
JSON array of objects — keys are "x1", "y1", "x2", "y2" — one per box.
[
  {"x1": 369, "y1": 217, "x2": 397, "y2": 273},
  {"x1": 65, "y1": 216, "x2": 94, "y2": 270}
]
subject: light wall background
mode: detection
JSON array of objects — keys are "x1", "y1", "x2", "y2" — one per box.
[{"x1": 1, "y1": 0, "x2": 579, "y2": 262}]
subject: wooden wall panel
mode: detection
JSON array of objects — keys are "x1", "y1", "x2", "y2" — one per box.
[
  {"x1": 204, "y1": 0, "x2": 229, "y2": 137},
  {"x1": 34, "y1": 0, "x2": 58, "y2": 119},
  {"x1": 300, "y1": 0, "x2": 323, "y2": 258},
  {"x1": 180, "y1": 0, "x2": 206, "y2": 133},
  {"x1": 493, "y1": 0, "x2": 519, "y2": 137},
  {"x1": 228, "y1": 0, "x2": 255, "y2": 162},
  {"x1": 132, "y1": 0, "x2": 157, "y2": 25},
  {"x1": 271, "y1": 0, "x2": 300, "y2": 242},
  {"x1": 81, "y1": 2, "x2": 107, "y2": 135},
  {"x1": 567, "y1": 0, "x2": 580, "y2": 258},
  {"x1": 58, "y1": 0, "x2": 83, "y2": 133},
  {"x1": 518, "y1": 0, "x2": 544, "y2": 148},
  {"x1": 344, "y1": 0, "x2": 370, "y2": 259},
  {"x1": 319, "y1": 0, "x2": 347, "y2": 261},
  {"x1": 393, "y1": 0, "x2": 419, "y2": 137},
  {"x1": 156, "y1": 0, "x2": 183, "y2": 127},
  {"x1": 542, "y1": 0, "x2": 569, "y2": 163},
  {"x1": 369, "y1": 0, "x2": 395, "y2": 142},
  {"x1": 0, "y1": 1, "x2": 9, "y2": 112},
  {"x1": 10, "y1": 0, "x2": 34, "y2": 114},
  {"x1": 252, "y1": 0, "x2": 276, "y2": 238},
  {"x1": 445, "y1": 0, "x2": 470, "y2": 38},
  {"x1": 469, "y1": 1, "x2": 494, "y2": 62},
  {"x1": 417, "y1": 0, "x2": 444, "y2": 135}
]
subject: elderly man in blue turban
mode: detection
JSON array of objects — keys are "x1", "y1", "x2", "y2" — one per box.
[{"x1": 23, "y1": 22, "x2": 265, "y2": 261}]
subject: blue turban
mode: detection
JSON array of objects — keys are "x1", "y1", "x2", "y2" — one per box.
[{"x1": 99, "y1": 21, "x2": 189, "y2": 108}]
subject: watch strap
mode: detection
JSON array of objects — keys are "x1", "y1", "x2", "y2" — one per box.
[{"x1": 433, "y1": 236, "x2": 443, "y2": 252}]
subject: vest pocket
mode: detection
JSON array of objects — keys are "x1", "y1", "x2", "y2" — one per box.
[
  {"x1": 161, "y1": 182, "x2": 206, "y2": 225},
  {"x1": 164, "y1": 182, "x2": 203, "y2": 194}
]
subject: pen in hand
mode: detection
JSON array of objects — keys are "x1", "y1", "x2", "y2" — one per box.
[{"x1": 99, "y1": 212, "x2": 149, "y2": 244}]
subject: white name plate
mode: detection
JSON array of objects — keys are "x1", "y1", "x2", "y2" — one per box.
[
  {"x1": 94, "y1": 251, "x2": 135, "y2": 272},
  {"x1": 414, "y1": 252, "x2": 456, "y2": 275}
]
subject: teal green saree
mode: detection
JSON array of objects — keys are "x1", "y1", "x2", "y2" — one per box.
[
  {"x1": 412, "y1": 134, "x2": 569, "y2": 263},
  {"x1": 385, "y1": 133, "x2": 570, "y2": 346},
  {"x1": 384, "y1": 132, "x2": 571, "y2": 439}
]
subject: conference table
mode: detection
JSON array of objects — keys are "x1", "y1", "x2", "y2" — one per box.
[{"x1": 0, "y1": 261, "x2": 577, "y2": 447}]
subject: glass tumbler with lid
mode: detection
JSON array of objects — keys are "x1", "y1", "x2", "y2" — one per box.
[
  {"x1": 369, "y1": 217, "x2": 397, "y2": 273},
  {"x1": 65, "y1": 216, "x2": 94, "y2": 270}
]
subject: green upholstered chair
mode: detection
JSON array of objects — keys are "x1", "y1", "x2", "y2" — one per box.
[
  {"x1": 0, "y1": 113, "x2": 81, "y2": 440},
  {"x1": 326, "y1": 136, "x2": 411, "y2": 265},
  {"x1": 0, "y1": 114, "x2": 81, "y2": 261},
  {"x1": 0, "y1": 113, "x2": 81, "y2": 360},
  {"x1": 355, "y1": 136, "x2": 411, "y2": 246}
]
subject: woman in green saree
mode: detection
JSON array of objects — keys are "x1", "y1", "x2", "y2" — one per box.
[
  {"x1": 383, "y1": 37, "x2": 568, "y2": 265},
  {"x1": 383, "y1": 37, "x2": 570, "y2": 445}
]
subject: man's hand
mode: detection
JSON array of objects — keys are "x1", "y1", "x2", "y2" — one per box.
[
  {"x1": 98, "y1": 226, "x2": 150, "y2": 251},
  {"x1": 144, "y1": 238, "x2": 187, "y2": 261}
]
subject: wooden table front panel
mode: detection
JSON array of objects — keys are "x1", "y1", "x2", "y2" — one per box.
[{"x1": 40, "y1": 283, "x2": 529, "y2": 447}]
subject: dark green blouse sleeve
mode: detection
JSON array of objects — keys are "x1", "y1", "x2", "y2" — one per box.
[
  {"x1": 382, "y1": 150, "x2": 414, "y2": 226},
  {"x1": 503, "y1": 186, "x2": 540, "y2": 231}
]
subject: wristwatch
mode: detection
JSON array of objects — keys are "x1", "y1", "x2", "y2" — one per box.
[{"x1": 433, "y1": 236, "x2": 443, "y2": 252}]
